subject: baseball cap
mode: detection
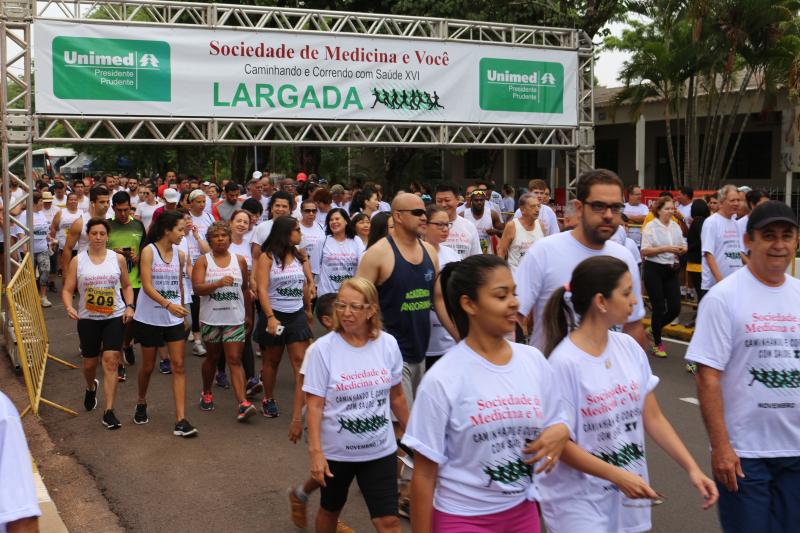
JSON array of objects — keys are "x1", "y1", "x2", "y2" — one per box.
[
  {"x1": 188, "y1": 189, "x2": 206, "y2": 202},
  {"x1": 738, "y1": 185, "x2": 753, "y2": 193},
  {"x1": 252, "y1": 171, "x2": 263, "y2": 180},
  {"x1": 41, "y1": 191, "x2": 54, "y2": 202},
  {"x1": 163, "y1": 188, "x2": 180, "y2": 204},
  {"x1": 331, "y1": 184, "x2": 345, "y2": 194},
  {"x1": 296, "y1": 172, "x2": 308, "y2": 182},
  {"x1": 746, "y1": 200, "x2": 798, "y2": 233},
  {"x1": 202, "y1": 180, "x2": 211, "y2": 186}
]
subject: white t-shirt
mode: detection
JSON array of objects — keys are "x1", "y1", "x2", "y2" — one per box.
[
  {"x1": 686, "y1": 267, "x2": 800, "y2": 457},
  {"x1": 624, "y1": 238, "x2": 642, "y2": 265},
  {"x1": 443, "y1": 215, "x2": 482, "y2": 260},
  {"x1": 229, "y1": 233, "x2": 253, "y2": 271},
  {"x1": 641, "y1": 218, "x2": 685, "y2": 265},
  {"x1": 426, "y1": 245, "x2": 459, "y2": 357},
  {"x1": 515, "y1": 204, "x2": 560, "y2": 236},
  {"x1": 250, "y1": 219, "x2": 274, "y2": 249},
  {"x1": 0, "y1": 392, "x2": 41, "y2": 531},
  {"x1": 310, "y1": 236, "x2": 364, "y2": 297},
  {"x1": 76, "y1": 196, "x2": 90, "y2": 211},
  {"x1": 462, "y1": 208, "x2": 495, "y2": 254},
  {"x1": 515, "y1": 231, "x2": 645, "y2": 351},
  {"x1": 187, "y1": 211, "x2": 215, "y2": 264},
  {"x1": 299, "y1": 222, "x2": 326, "y2": 261},
  {"x1": 539, "y1": 332, "x2": 659, "y2": 533},
  {"x1": 302, "y1": 331, "x2": 403, "y2": 461},
  {"x1": 623, "y1": 203, "x2": 649, "y2": 219},
  {"x1": 737, "y1": 214, "x2": 749, "y2": 251},
  {"x1": 700, "y1": 213, "x2": 743, "y2": 290},
  {"x1": 31, "y1": 211, "x2": 49, "y2": 254},
  {"x1": 402, "y1": 340, "x2": 567, "y2": 516},
  {"x1": 677, "y1": 202, "x2": 693, "y2": 226},
  {"x1": 135, "y1": 201, "x2": 161, "y2": 233}
]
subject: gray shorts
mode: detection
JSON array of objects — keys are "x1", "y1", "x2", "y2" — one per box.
[
  {"x1": 34, "y1": 251, "x2": 50, "y2": 286},
  {"x1": 401, "y1": 360, "x2": 425, "y2": 411}
]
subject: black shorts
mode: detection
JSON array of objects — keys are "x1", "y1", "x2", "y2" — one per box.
[
  {"x1": 134, "y1": 321, "x2": 185, "y2": 348},
  {"x1": 77, "y1": 317, "x2": 124, "y2": 357},
  {"x1": 254, "y1": 308, "x2": 312, "y2": 347},
  {"x1": 50, "y1": 248, "x2": 59, "y2": 273},
  {"x1": 320, "y1": 453, "x2": 397, "y2": 518}
]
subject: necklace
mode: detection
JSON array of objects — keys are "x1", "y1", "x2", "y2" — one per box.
[{"x1": 605, "y1": 358, "x2": 612, "y2": 369}]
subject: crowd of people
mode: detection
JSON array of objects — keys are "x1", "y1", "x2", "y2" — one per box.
[{"x1": 3, "y1": 167, "x2": 799, "y2": 533}]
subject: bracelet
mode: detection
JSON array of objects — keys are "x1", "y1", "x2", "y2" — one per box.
[
  {"x1": 266, "y1": 314, "x2": 274, "y2": 319},
  {"x1": 291, "y1": 418, "x2": 302, "y2": 423}
]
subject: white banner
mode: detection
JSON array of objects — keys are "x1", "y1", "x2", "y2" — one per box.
[{"x1": 34, "y1": 20, "x2": 579, "y2": 126}]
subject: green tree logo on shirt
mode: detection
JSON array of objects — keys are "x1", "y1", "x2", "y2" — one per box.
[
  {"x1": 593, "y1": 442, "x2": 644, "y2": 468},
  {"x1": 337, "y1": 414, "x2": 388, "y2": 435},
  {"x1": 749, "y1": 367, "x2": 800, "y2": 388},
  {"x1": 482, "y1": 456, "x2": 533, "y2": 487}
]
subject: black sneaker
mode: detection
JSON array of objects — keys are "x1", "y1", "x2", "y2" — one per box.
[
  {"x1": 102, "y1": 409, "x2": 122, "y2": 429},
  {"x1": 199, "y1": 392, "x2": 215, "y2": 411},
  {"x1": 159, "y1": 358, "x2": 172, "y2": 374},
  {"x1": 133, "y1": 403, "x2": 149, "y2": 425},
  {"x1": 117, "y1": 364, "x2": 127, "y2": 382},
  {"x1": 173, "y1": 418, "x2": 198, "y2": 438},
  {"x1": 123, "y1": 346, "x2": 136, "y2": 366},
  {"x1": 84, "y1": 379, "x2": 99, "y2": 411}
]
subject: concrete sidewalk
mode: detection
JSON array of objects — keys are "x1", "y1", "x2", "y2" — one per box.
[{"x1": 31, "y1": 460, "x2": 68, "y2": 533}]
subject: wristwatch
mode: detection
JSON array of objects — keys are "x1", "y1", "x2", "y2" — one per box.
[{"x1": 126, "y1": 303, "x2": 136, "y2": 310}]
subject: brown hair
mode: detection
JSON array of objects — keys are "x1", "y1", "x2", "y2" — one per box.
[
  {"x1": 575, "y1": 169, "x2": 624, "y2": 202},
  {"x1": 652, "y1": 195, "x2": 674, "y2": 217}
]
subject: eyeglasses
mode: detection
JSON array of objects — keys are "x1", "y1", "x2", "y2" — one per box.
[
  {"x1": 333, "y1": 301, "x2": 371, "y2": 312},
  {"x1": 585, "y1": 201, "x2": 625, "y2": 214},
  {"x1": 396, "y1": 208, "x2": 426, "y2": 217},
  {"x1": 303, "y1": 208, "x2": 318, "y2": 213},
  {"x1": 428, "y1": 221, "x2": 453, "y2": 229}
]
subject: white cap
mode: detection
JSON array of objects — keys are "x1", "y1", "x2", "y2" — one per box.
[
  {"x1": 163, "y1": 188, "x2": 180, "y2": 204},
  {"x1": 252, "y1": 171, "x2": 263, "y2": 180}
]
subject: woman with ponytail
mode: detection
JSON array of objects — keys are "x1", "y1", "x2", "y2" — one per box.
[
  {"x1": 402, "y1": 254, "x2": 570, "y2": 533},
  {"x1": 538, "y1": 256, "x2": 717, "y2": 532}
]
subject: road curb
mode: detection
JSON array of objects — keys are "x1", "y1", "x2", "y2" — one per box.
[
  {"x1": 643, "y1": 318, "x2": 694, "y2": 342},
  {"x1": 1, "y1": 348, "x2": 124, "y2": 532}
]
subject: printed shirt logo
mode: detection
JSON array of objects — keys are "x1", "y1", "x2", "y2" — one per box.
[
  {"x1": 53, "y1": 36, "x2": 171, "y2": 102},
  {"x1": 479, "y1": 58, "x2": 563, "y2": 114}
]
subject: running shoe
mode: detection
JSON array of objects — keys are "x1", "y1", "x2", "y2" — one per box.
[
  {"x1": 123, "y1": 346, "x2": 136, "y2": 366},
  {"x1": 40, "y1": 296, "x2": 52, "y2": 308},
  {"x1": 686, "y1": 362, "x2": 698, "y2": 374},
  {"x1": 117, "y1": 364, "x2": 127, "y2": 383},
  {"x1": 159, "y1": 358, "x2": 172, "y2": 374},
  {"x1": 237, "y1": 401, "x2": 257, "y2": 422},
  {"x1": 192, "y1": 340, "x2": 207, "y2": 356},
  {"x1": 288, "y1": 489, "x2": 308, "y2": 528},
  {"x1": 261, "y1": 397, "x2": 279, "y2": 418},
  {"x1": 200, "y1": 391, "x2": 215, "y2": 411},
  {"x1": 215, "y1": 371, "x2": 230, "y2": 389},
  {"x1": 652, "y1": 342, "x2": 668, "y2": 358},
  {"x1": 102, "y1": 409, "x2": 122, "y2": 430},
  {"x1": 84, "y1": 378, "x2": 99, "y2": 411},
  {"x1": 398, "y1": 496, "x2": 411, "y2": 519},
  {"x1": 245, "y1": 378, "x2": 263, "y2": 399},
  {"x1": 133, "y1": 403, "x2": 149, "y2": 425},
  {"x1": 336, "y1": 522, "x2": 355, "y2": 533},
  {"x1": 173, "y1": 418, "x2": 199, "y2": 438}
]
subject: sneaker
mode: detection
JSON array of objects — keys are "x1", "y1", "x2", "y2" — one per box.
[
  {"x1": 261, "y1": 397, "x2": 279, "y2": 418},
  {"x1": 173, "y1": 418, "x2": 199, "y2": 438},
  {"x1": 670, "y1": 317, "x2": 680, "y2": 326},
  {"x1": 288, "y1": 489, "x2": 308, "y2": 528},
  {"x1": 40, "y1": 296, "x2": 52, "y2": 308},
  {"x1": 245, "y1": 378, "x2": 263, "y2": 399},
  {"x1": 159, "y1": 358, "x2": 172, "y2": 374},
  {"x1": 133, "y1": 403, "x2": 149, "y2": 425},
  {"x1": 200, "y1": 391, "x2": 215, "y2": 411},
  {"x1": 237, "y1": 401, "x2": 257, "y2": 422},
  {"x1": 398, "y1": 496, "x2": 411, "y2": 519},
  {"x1": 117, "y1": 364, "x2": 127, "y2": 383},
  {"x1": 192, "y1": 340, "x2": 207, "y2": 356},
  {"x1": 84, "y1": 378, "x2": 99, "y2": 411},
  {"x1": 123, "y1": 346, "x2": 136, "y2": 366},
  {"x1": 686, "y1": 362, "x2": 698, "y2": 374},
  {"x1": 215, "y1": 371, "x2": 230, "y2": 389},
  {"x1": 336, "y1": 522, "x2": 355, "y2": 533},
  {"x1": 102, "y1": 409, "x2": 122, "y2": 429},
  {"x1": 652, "y1": 342, "x2": 668, "y2": 358}
]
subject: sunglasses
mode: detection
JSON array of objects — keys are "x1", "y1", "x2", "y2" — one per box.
[
  {"x1": 303, "y1": 208, "x2": 318, "y2": 213},
  {"x1": 396, "y1": 208, "x2": 426, "y2": 217},
  {"x1": 471, "y1": 190, "x2": 487, "y2": 197}
]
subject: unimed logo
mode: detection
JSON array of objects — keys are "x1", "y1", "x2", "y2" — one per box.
[
  {"x1": 479, "y1": 58, "x2": 563, "y2": 114},
  {"x1": 53, "y1": 37, "x2": 170, "y2": 102}
]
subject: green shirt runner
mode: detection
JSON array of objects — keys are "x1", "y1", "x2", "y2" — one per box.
[{"x1": 107, "y1": 216, "x2": 146, "y2": 288}]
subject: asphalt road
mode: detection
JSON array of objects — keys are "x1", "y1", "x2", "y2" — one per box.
[{"x1": 32, "y1": 296, "x2": 721, "y2": 533}]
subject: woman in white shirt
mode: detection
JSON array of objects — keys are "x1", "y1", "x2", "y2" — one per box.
[
  {"x1": 310, "y1": 208, "x2": 364, "y2": 297},
  {"x1": 303, "y1": 277, "x2": 409, "y2": 532},
  {"x1": 538, "y1": 256, "x2": 716, "y2": 533},
  {"x1": 134, "y1": 184, "x2": 161, "y2": 233},
  {"x1": 403, "y1": 254, "x2": 570, "y2": 532},
  {"x1": 640, "y1": 196, "x2": 687, "y2": 358}
]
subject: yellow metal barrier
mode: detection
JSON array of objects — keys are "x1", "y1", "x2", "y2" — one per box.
[{"x1": 6, "y1": 253, "x2": 77, "y2": 418}]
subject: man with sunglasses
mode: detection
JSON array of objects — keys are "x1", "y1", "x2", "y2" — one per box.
[
  {"x1": 515, "y1": 169, "x2": 648, "y2": 351},
  {"x1": 461, "y1": 189, "x2": 504, "y2": 254}
]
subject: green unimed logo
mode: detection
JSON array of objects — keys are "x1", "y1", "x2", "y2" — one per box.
[
  {"x1": 52, "y1": 37, "x2": 170, "y2": 102},
  {"x1": 479, "y1": 58, "x2": 563, "y2": 114}
]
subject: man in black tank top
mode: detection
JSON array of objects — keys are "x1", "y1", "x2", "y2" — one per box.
[{"x1": 357, "y1": 194, "x2": 456, "y2": 404}]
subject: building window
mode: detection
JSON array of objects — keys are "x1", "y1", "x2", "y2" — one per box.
[{"x1": 595, "y1": 139, "x2": 619, "y2": 175}]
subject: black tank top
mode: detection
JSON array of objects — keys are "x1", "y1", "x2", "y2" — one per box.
[{"x1": 378, "y1": 236, "x2": 435, "y2": 364}]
